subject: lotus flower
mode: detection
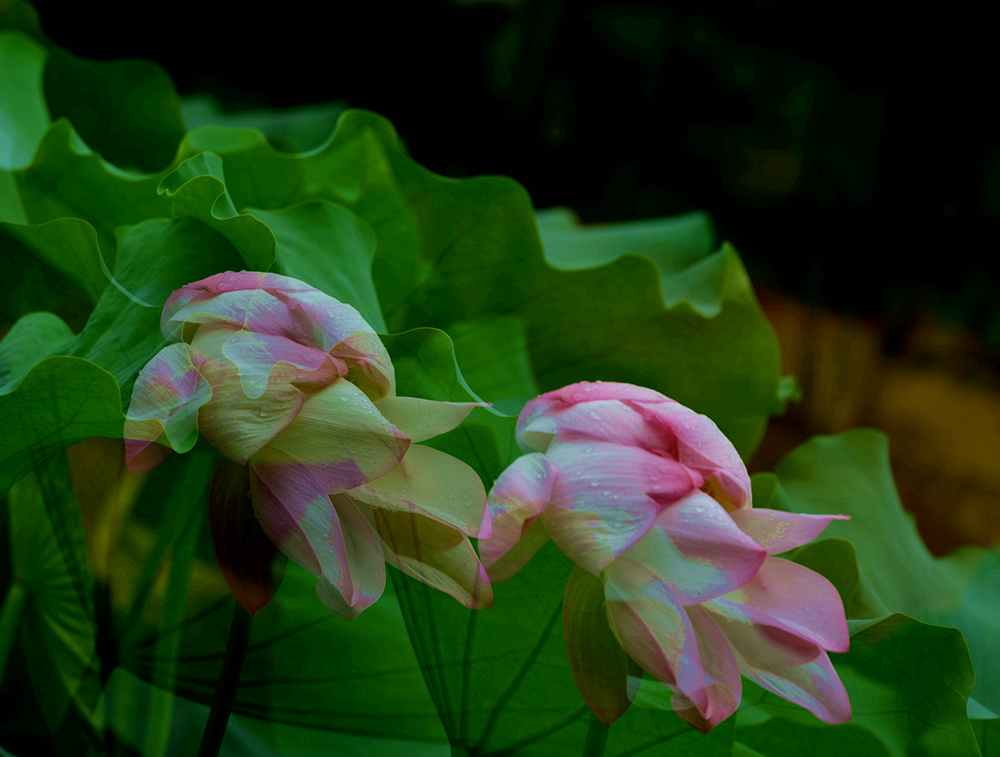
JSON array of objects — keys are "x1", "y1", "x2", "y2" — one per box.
[
  {"x1": 124, "y1": 271, "x2": 492, "y2": 618},
  {"x1": 481, "y1": 381, "x2": 850, "y2": 731}
]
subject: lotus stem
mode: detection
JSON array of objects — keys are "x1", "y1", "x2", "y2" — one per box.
[
  {"x1": 582, "y1": 710, "x2": 608, "y2": 757},
  {"x1": 196, "y1": 601, "x2": 253, "y2": 757}
]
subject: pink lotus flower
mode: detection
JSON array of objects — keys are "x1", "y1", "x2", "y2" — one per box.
[
  {"x1": 481, "y1": 381, "x2": 850, "y2": 732},
  {"x1": 124, "y1": 271, "x2": 492, "y2": 618}
]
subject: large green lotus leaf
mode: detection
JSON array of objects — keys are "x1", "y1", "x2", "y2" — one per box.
[
  {"x1": 379, "y1": 328, "x2": 731, "y2": 754},
  {"x1": 0, "y1": 4, "x2": 183, "y2": 175},
  {"x1": 537, "y1": 207, "x2": 721, "y2": 316},
  {"x1": 0, "y1": 118, "x2": 171, "y2": 258},
  {"x1": 733, "y1": 615, "x2": 979, "y2": 757},
  {"x1": 0, "y1": 30, "x2": 49, "y2": 171},
  {"x1": 0, "y1": 220, "x2": 97, "y2": 333},
  {"x1": 159, "y1": 148, "x2": 390, "y2": 330},
  {"x1": 0, "y1": 357, "x2": 122, "y2": 497},
  {"x1": 97, "y1": 444, "x2": 446, "y2": 745},
  {"x1": 158, "y1": 151, "x2": 276, "y2": 273},
  {"x1": 3, "y1": 453, "x2": 102, "y2": 751},
  {"x1": 155, "y1": 567, "x2": 449, "y2": 742},
  {"x1": 770, "y1": 429, "x2": 1000, "y2": 718},
  {"x1": 381, "y1": 327, "x2": 519, "y2": 485},
  {"x1": 114, "y1": 453, "x2": 447, "y2": 743},
  {"x1": 0, "y1": 218, "x2": 239, "y2": 502},
  {"x1": 0, "y1": 311, "x2": 73, "y2": 391},
  {"x1": 64, "y1": 217, "x2": 245, "y2": 398},
  {"x1": 182, "y1": 93, "x2": 347, "y2": 154},
  {"x1": 391, "y1": 537, "x2": 736, "y2": 756},
  {"x1": 177, "y1": 117, "x2": 424, "y2": 325},
  {"x1": 329, "y1": 111, "x2": 782, "y2": 459},
  {"x1": 448, "y1": 315, "x2": 540, "y2": 418},
  {"x1": 157, "y1": 153, "x2": 387, "y2": 327},
  {"x1": 171, "y1": 111, "x2": 781, "y2": 456},
  {"x1": 249, "y1": 202, "x2": 385, "y2": 332},
  {"x1": 0, "y1": 218, "x2": 108, "y2": 333},
  {"x1": 101, "y1": 668, "x2": 450, "y2": 757},
  {"x1": 41, "y1": 46, "x2": 184, "y2": 174}
]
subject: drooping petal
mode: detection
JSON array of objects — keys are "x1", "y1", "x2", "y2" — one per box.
[
  {"x1": 480, "y1": 453, "x2": 557, "y2": 580},
  {"x1": 605, "y1": 588, "x2": 730, "y2": 730},
  {"x1": 249, "y1": 460, "x2": 386, "y2": 619},
  {"x1": 375, "y1": 396, "x2": 480, "y2": 442},
  {"x1": 124, "y1": 342, "x2": 212, "y2": 473},
  {"x1": 709, "y1": 611, "x2": 852, "y2": 724},
  {"x1": 209, "y1": 458, "x2": 286, "y2": 615},
  {"x1": 254, "y1": 378, "x2": 410, "y2": 493},
  {"x1": 729, "y1": 509, "x2": 849, "y2": 555},
  {"x1": 604, "y1": 490, "x2": 766, "y2": 606},
  {"x1": 564, "y1": 565, "x2": 641, "y2": 727},
  {"x1": 370, "y1": 505, "x2": 493, "y2": 610},
  {"x1": 541, "y1": 440, "x2": 701, "y2": 574},
  {"x1": 347, "y1": 444, "x2": 489, "y2": 538},
  {"x1": 315, "y1": 494, "x2": 387, "y2": 619},
  {"x1": 630, "y1": 399, "x2": 751, "y2": 510},
  {"x1": 707, "y1": 557, "x2": 850, "y2": 654},
  {"x1": 671, "y1": 605, "x2": 743, "y2": 733},
  {"x1": 605, "y1": 593, "x2": 692, "y2": 689},
  {"x1": 516, "y1": 381, "x2": 675, "y2": 453}
]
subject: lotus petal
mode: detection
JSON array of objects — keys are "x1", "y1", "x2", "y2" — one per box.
[
  {"x1": 249, "y1": 460, "x2": 385, "y2": 619},
  {"x1": 480, "y1": 453, "x2": 557, "y2": 579},
  {"x1": 710, "y1": 610, "x2": 851, "y2": 724},
  {"x1": 348, "y1": 444, "x2": 490, "y2": 538},
  {"x1": 255, "y1": 378, "x2": 409, "y2": 492},
  {"x1": 603, "y1": 490, "x2": 766, "y2": 606},
  {"x1": 707, "y1": 557, "x2": 850, "y2": 654},
  {"x1": 124, "y1": 342, "x2": 212, "y2": 473},
  {"x1": 729, "y1": 509, "x2": 848, "y2": 555},
  {"x1": 541, "y1": 440, "x2": 701, "y2": 574},
  {"x1": 375, "y1": 396, "x2": 480, "y2": 442},
  {"x1": 370, "y1": 506, "x2": 493, "y2": 609}
]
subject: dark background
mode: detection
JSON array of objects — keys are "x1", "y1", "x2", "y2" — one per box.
[{"x1": 37, "y1": 1, "x2": 999, "y2": 342}]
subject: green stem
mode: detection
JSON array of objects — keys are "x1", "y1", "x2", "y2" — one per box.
[
  {"x1": 0, "y1": 581, "x2": 27, "y2": 679},
  {"x1": 196, "y1": 602, "x2": 253, "y2": 757},
  {"x1": 582, "y1": 711, "x2": 608, "y2": 757}
]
